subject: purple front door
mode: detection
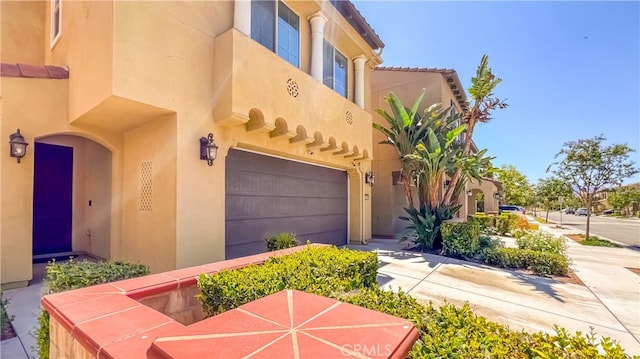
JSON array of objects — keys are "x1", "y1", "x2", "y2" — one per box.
[{"x1": 32, "y1": 143, "x2": 73, "y2": 256}]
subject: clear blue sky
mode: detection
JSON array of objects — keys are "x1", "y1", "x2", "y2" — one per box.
[{"x1": 353, "y1": 1, "x2": 640, "y2": 185}]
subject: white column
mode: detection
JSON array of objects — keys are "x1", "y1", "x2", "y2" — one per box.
[
  {"x1": 353, "y1": 55, "x2": 366, "y2": 109},
  {"x1": 234, "y1": 0, "x2": 251, "y2": 36},
  {"x1": 309, "y1": 12, "x2": 327, "y2": 82}
]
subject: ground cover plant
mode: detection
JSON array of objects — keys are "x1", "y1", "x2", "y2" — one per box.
[
  {"x1": 197, "y1": 245, "x2": 636, "y2": 358},
  {"x1": 35, "y1": 259, "x2": 149, "y2": 359},
  {"x1": 1, "y1": 290, "x2": 16, "y2": 341},
  {"x1": 566, "y1": 234, "x2": 622, "y2": 248}
]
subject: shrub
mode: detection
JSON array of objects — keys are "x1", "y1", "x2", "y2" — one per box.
[
  {"x1": 495, "y1": 213, "x2": 519, "y2": 235},
  {"x1": 484, "y1": 248, "x2": 568, "y2": 276},
  {"x1": 1, "y1": 290, "x2": 14, "y2": 337},
  {"x1": 36, "y1": 259, "x2": 149, "y2": 359},
  {"x1": 265, "y1": 232, "x2": 299, "y2": 251},
  {"x1": 515, "y1": 230, "x2": 566, "y2": 255},
  {"x1": 469, "y1": 214, "x2": 494, "y2": 230},
  {"x1": 197, "y1": 246, "x2": 377, "y2": 316},
  {"x1": 515, "y1": 216, "x2": 530, "y2": 230},
  {"x1": 441, "y1": 221, "x2": 480, "y2": 259}
]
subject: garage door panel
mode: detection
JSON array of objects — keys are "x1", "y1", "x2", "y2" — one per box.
[
  {"x1": 226, "y1": 196, "x2": 347, "y2": 220},
  {"x1": 225, "y1": 150, "x2": 348, "y2": 259}
]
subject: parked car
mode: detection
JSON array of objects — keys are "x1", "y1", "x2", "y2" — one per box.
[
  {"x1": 602, "y1": 209, "x2": 614, "y2": 215},
  {"x1": 499, "y1": 205, "x2": 525, "y2": 216},
  {"x1": 575, "y1": 208, "x2": 588, "y2": 216},
  {"x1": 564, "y1": 208, "x2": 575, "y2": 214}
]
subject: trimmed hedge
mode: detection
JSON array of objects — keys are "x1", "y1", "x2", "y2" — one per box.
[
  {"x1": 514, "y1": 230, "x2": 566, "y2": 255},
  {"x1": 265, "y1": 232, "x2": 299, "y2": 251},
  {"x1": 496, "y1": 213, "x2": 520, "y2": 235},
  {"x1": 441, "y1": 221, "x2": 480, "y2": 259},
  {"x1": 197, "y1": 246, "x2": 377, "y2": 316},
  {"x1": 36, "y1": 259, "x2": 149, "y2": 359},
  {"x1": 484, "y1": 247, "x2": 568, "y2": 276}
]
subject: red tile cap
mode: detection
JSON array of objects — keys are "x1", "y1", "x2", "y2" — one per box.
[
  {"x1": 0, "y1": 63, "x2": 69, "y2": 79},
  {"x1": 17, "y1": 63, "x2": 49, "y2": 78},
  {"x1": 0, "y1": 63, "x2": 20, "y2": 77}
]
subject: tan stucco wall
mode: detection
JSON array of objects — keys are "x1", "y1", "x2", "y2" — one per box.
[
  {"x1": 1, "y1": 1, "x2": 45, "y2": 64},
  {"x1": 0, "y1": 77, "x2": 121, "y2": 286},
  {"x1": 371, "y1": 70, "x2": 467, "y2": 237},
  {"x1": 45, "y1": 0, "x2": 114, "y2": 123},
  {"x1": 2, "y1": 0, "x2": 377, "y2": 283}
]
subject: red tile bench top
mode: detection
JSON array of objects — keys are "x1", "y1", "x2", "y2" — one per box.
[
  {"x1": 148, "y1": 289, "x2": 418, "y2": 359},
  {"x1": 41, "y1": 245, "x2": 419, "y2": 358}
]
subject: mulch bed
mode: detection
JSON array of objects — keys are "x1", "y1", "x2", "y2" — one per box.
[{"x1": 1, "y1": 322, "x2": 17, "y2": 341}]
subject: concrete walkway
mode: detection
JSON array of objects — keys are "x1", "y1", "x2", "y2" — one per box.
[{"x1": 2, "y1": 222, "x2": 639, "y2": 358}]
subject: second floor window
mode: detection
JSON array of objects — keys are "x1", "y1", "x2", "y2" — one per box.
[
  {"x1": 323, "y1": 41, "x2": 348, "y2": 98},
  {"x1": 251, "y1": 0, "x2": 299, "y2": 68},
  {"x1": 51, "y1": 0, "x2": 61, "y2": 44}
]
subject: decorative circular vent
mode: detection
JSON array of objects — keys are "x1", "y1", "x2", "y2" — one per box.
[
  {"x1": 286, "y1": 78, "x2": 299, "y2": 98},
  {"x1": 345, "y1": 111, "x2": 353, "y2": 125}
]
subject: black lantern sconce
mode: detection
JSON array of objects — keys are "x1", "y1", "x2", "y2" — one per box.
[
  {"x1": 199, "y1": 133, "x2": 219, "y2": 166},
  {"x1": 494, "y1": 192, "x2": 502, "y2": 200},
  {"x1": 365, "y1": 171, "x2": 375, "y2": 187},
  {"x1": 467, "y1": 189, "x2": 473, "y2": 197},
  {"x1": 9, "y1": 129, "x2": 28, "y2": 163}
]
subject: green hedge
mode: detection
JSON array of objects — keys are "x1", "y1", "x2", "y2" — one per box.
[
  {"x1": 484, "y1": 248, "x2": 568, "y2": 276},
  {"x1": 441, "y1": 221, "x2": 480, "y2": 259},
  {"x1": 37, "y1": 259, "x2": 149, "y2": 359},
  {"x1": 339, "y1": 288, "x2": 634, "y2": 358},
  {"x1": 496, "y1": 213, "x2": 520, "y2": 235},
  {"x1": 197, "y1": 246, "x2": 377, "y2": 316},
  {"x1": 514, "y1": 230, "x2": 566, "y2": 255},
  {"x1": 265, "y1": 232, "x2": 300, "y2": 251}
]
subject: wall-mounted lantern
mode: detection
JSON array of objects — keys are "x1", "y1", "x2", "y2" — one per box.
[
  {"x1": 365, "y1": 171, "x2": 375, "y2": 187},
  {"x1": 494, "y1": 192, "x2": 502, "y2": 200},
  {"x1": 199, "y1": 133, "x2": 219, "y2": 166},
  {"x1": 466, "y1": 189, "x2": 473, "y2": 197},
  {"x1": 9, "y1": 129, "x2": 28, "y2": 163}
]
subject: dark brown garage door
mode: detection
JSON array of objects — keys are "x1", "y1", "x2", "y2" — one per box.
[{"x1": 225, "y1": 149, "x2": 348, "y2": 259}]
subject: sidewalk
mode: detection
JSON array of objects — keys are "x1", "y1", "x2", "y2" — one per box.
[{"x1": 2, "y1": 226, "x2": 639, "y2": 358}]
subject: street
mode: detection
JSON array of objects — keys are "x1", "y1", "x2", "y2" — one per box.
[{"x1": 537, "y1": 211, "x2": 640, "y2": 247}]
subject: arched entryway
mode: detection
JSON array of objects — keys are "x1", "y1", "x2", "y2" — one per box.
[{"x1": 33, "y1": 135, "x2": 112, "y2": 261}]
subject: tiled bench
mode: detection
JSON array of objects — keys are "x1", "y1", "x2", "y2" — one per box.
[{"x1": 42, "y1": 245, "x2": 418, "y2": 358}]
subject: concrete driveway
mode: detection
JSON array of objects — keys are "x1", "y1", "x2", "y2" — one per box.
[{"x1": 348, "y1": 228, "x2": 640, "y2": 355}]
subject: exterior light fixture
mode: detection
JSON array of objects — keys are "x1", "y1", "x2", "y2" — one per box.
[
  {"x1": 9, "y1": 129, "x2": 28, "y2": 163},
  {"x1": 494, "y1": 192, "x2": 500, "y2": 200},
  {"x1": 199, "y1": 133, "x2": 218, "y2": 166},
  {"x1": 467, "y1": 189, "x2": 473, "y2": 197},
  {"x1": 365, "y1": 171, "x2": 375, "y2": 187}
]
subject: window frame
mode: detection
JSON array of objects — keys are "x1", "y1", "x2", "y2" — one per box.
[
  {"x1": 322, "y1": 40, "x2": 348, "y2": 98},
  {"x1": 50, "y1": 0, "x2": 62, "y2": 48},
  {"x1": 251, "y1": 0, "x2": 300, "y2": 68}
]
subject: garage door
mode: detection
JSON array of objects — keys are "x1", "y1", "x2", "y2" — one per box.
[{"x1": 225, "y1": 149, "x2": 348, "y2": 259}]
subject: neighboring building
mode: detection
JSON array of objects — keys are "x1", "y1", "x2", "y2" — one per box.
[
  {"x1": 594, "y1": 182, "x2": 640, "y2": 215},
  {"x1": 1, "y1": 0, "x2": 384, "y2": 287},
  {"x1": 370, "y1": 67, "x2": 502, "y2": 237}
]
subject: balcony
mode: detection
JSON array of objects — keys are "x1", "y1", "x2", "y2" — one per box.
[{"x1": 212, "y1": 29, "x2": 372, "y2": 160}]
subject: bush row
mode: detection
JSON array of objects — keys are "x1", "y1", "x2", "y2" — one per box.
[
  {"x1": 197, "y1": 245, "x2": 378, "y2": 316},
  {"x1": 484, "y1": 247, "x2": 569, "y2": 276},
  {"x1": 514, "y1": 229, "x2": 567, "y2": 255},
  {"x1": 37, "y1": 259, "x2": 149, "y2": 359}
]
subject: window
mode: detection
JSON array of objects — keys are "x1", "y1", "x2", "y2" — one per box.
[
  {"x1": 323, "y1": 41, "x2": 348, "y2": 98},
  {"x1": 251, "y1": 0, "x2": 299, "y2": 68},
  {"x1": 51, "y1": 0, "x2": 61, "y2": 44}
]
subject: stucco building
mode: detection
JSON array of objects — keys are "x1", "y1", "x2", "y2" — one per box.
[
  {"x1": 1, "y1": 0, "x2": 384, "y2": 287},
  {"x1": 371, "y1": 67, "x2": 502, "y2": 237}
]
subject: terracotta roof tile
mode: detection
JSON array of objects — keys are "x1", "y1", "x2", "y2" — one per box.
[
  {"x1": 0, "y1": 63, "x2": 69, "y2": 79},
  {"x1": 375, "y1": 66, "x2": 455, "y2": 74}
]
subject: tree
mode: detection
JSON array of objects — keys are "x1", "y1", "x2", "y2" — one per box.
[
  {"x1": 548, "y1": 135, "x2": 639, "y2": 240},
  {"x1": 607, "y1": 186, "x2": 640, "y2": 216},
  {"x1": 496, "y1": 165, "x2": 534, "y2": 206},
  {"x1": 442, "y1": 55, "x2": 508, "y2": 206},
  {"x1": 535, "y1": 177, "x2": 573, "y2": 221}
]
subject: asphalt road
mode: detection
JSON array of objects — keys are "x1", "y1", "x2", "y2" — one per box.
[{"x1": 535, "y1": 211, "x2": 640, "y2": 247}]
